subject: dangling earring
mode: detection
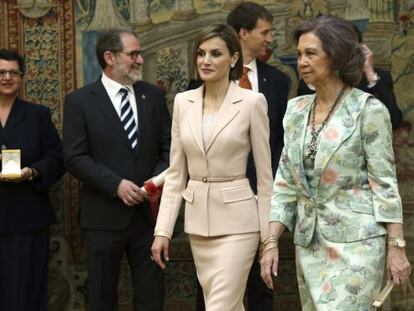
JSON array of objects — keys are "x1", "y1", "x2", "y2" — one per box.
[
  {"x1": 335, "y1": 70, "x2": 340, "y2": 77},
  {"x1": 230, "y1": 63, "x2": 235, "y2": 68}
]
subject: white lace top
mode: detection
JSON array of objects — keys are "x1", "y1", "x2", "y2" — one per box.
[{"x1": 202, "y1": 113, "x2": 215, "y2": 148}]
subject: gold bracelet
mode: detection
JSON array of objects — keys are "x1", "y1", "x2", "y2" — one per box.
[
  {"x1": 154, "y1": 230, "x2": 171, "y2": 240},
  {"x1": 388, "y1": 235, "x2": 406, "y2": 249},
  {"x1": 263, "y1": 245, "x2": 278, "y2": 253},
  {"x1": 263, "y1": 235, "x2": 278, "y2": 243},
  {"x1": 263, "y1": 241, "x2": 278, "y2": 249},
  {"x1": 262, "y1": 235, "x2": 278, "y2": 247},
  {"x1": 263, "y1": 240, "x2": 278, "y2": 249}
]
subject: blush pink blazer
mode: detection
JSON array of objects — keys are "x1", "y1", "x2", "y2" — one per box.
[{"x1": 155, "y1": 81, "x2": 273, "y2": 241}]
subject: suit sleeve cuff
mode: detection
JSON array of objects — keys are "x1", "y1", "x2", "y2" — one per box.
[{"x1": 154, "y1": 230, "x2": 171, "y2": 239}]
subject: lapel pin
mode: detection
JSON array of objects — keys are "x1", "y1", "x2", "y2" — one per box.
[
  {"x1": 263, "y1": 78, "x2": 267, "y2": 82},
  {"x1": 141, "y1": 94, "x2": 146, "y2": 100}
]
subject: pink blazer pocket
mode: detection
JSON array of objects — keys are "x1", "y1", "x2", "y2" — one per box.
[
  {"x1": 181, "y1": 188, "x2": 194, "y2": 203},
  {"x1": 220, "y1": 185, "x2": 254, "y2": 203}
]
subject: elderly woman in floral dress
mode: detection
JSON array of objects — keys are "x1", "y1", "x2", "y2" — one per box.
[{"x1": 260, "y1": 15, "x2": 411, "y2": 310}]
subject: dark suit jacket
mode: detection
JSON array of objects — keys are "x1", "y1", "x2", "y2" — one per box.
[
  {"x1": 0, "y1": 98, "x2": 64, "y2": 233},
  {"x1": 63, "y1": 79, "x2": 171, "y2": 230},
  {"x1": 188, "y1": 60, "x2": 290, "y2": 193},
  {"x1": 297, "y1": 68, "x2": 402, "y2": 129}
]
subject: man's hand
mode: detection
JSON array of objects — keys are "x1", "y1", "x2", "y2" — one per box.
[
  {"x1": 117, "y1": 179, "x2": 149, "y2": 207},
  {"x1": 361, "y1": 43, "x2": 375, "y2": 77}
]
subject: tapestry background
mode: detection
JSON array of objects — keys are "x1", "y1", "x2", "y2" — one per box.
[{"x1": 1, "y1": 0, "x2": 414, "y2": 310}]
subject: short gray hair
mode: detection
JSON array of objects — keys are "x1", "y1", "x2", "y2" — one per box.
[{"x1": 294, "y1": 15, "x2": 364, "y2": 87}]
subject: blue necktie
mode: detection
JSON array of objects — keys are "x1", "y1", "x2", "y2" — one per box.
[{"x1": 119, "y1": 88, "x2": 138, "y2": 149}]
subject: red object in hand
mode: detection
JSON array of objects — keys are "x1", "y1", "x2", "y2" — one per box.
[
  {"x1": 144, "y1": 180, "x2": 163, "y2": 223},
  {"x1": 142, "y1": 170, "x2": 166, "y2": 224},
  {"x1": 144, "y1": 180, "x2": 158, "y2": 194}
]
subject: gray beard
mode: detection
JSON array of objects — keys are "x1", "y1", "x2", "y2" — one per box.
[{"x1": 126, "y1": 68, "x2": 142, "y2": 84}]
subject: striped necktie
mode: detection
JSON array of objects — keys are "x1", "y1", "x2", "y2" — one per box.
[{"x1": 119, "y1": 88, "x2": 138, "y2": 150}]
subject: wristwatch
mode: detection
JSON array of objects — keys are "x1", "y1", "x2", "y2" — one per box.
[{"x1": 388, "y1": 236, "x2": 406, "y2": 249}]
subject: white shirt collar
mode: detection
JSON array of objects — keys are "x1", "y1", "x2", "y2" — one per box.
[
  {"x1": 244, "y1": 59, "x2": 257, "y2": 73},
  {"x1": 101, "y1": 72, "x2": 134, "y2": 97},
  {"x1": 243, "y1": 59, "x2": 259, "y2": 92}
]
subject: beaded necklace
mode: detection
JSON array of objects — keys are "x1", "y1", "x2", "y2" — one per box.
[{"x1": 305, "y1": 86, "x2": 347, "y2": 161}]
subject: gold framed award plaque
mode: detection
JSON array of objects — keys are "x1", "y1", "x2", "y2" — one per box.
[{"x1": 1, "y1": 149, "x2": 22, "y2": 178}]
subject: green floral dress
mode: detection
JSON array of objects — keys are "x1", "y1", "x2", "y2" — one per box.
[{"x1": 296, "y1": 123, "x2": 386, "y2": 311}]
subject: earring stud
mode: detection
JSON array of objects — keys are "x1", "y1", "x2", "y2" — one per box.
[{"x1": 231, "y1": 63, "x2": 235, "y2": 68}]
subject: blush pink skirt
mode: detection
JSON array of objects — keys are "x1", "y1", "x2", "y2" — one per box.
[{"x1": 189, "y1": 232, "x2": 260, "y2": 311}]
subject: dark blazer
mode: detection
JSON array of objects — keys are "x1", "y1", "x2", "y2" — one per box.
[
  {"x1": 63, "y1": 79, "x2": 171, "y2": 230},
  {"x1": 188, "y1": 60, "x2": 290, "y2": 193},
  {"x1": 0, "y1": 98, "x2": 64, "y2": 233},
  {"x1": 255, "y1": 61, "x2": 290, "y2": 181},
  {"x1": 297, "y1": 68, "x2": 402, "y2": 129}
]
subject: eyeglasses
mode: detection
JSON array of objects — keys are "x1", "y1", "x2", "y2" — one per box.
[
  {"x1": 0, "y1": 69, "x2": 22, "y2": 79},
  {"x1": 119, "y1": 50, "x2": 143, "y2": 61}
]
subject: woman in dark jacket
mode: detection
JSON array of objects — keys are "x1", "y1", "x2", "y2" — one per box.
[{"x1": 0, "y1": 49, "x2": 64, "y2": 311}]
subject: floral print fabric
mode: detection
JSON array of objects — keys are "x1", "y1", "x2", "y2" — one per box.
[
  {"x1": 270, "y1": 88, "x2": 402, "y2": 247},
  {"x1": 270, "y1": 87, "x2": 402, "y2": 310},
  {"x1": 296, "y1": 224, "x2": 385, "y2": 311}
]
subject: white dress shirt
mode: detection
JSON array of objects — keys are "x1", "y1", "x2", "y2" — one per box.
[
  {"x1": 101, "y1": 73, "x2": 138, "y2": 126},
  {"x1": 238, "y1": 59, "x2": 259, "y2": 93}
]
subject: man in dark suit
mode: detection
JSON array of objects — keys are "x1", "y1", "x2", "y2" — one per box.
[
  {"x1": 191, "y1": 2, "x2": 290, "y2": 311},
  {"x1": 297, "y1": 26, "x2": 402, "y2": 130},
  {"x1": 63, "y1": 29, "x2": 171, "y2": 311}
]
